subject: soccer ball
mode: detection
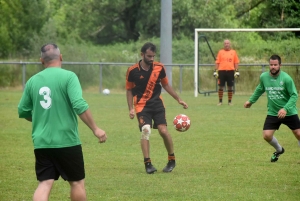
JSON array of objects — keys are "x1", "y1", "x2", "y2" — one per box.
[
  {"x1": 173, "y1": 114, "x2": 191, "y2": 132},
  {"x1": 102, "y1": 88, "x2": 110, "y2": 95}
]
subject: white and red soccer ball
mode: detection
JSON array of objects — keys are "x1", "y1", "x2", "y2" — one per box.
[{"x1": 173, "y1": 114, "x2": 191, "y2": 132}]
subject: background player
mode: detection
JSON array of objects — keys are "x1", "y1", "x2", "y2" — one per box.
[
  {"x1": 244, "y1": 54, "x2": 300, "y2": 162},
  {"x1": 214, "y1": 39, "x2": 240, "y2": 106}
]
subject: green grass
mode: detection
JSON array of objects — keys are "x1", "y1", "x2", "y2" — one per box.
[{"x1": 1, "y1": 89, "x2": 300, "y2": 200}]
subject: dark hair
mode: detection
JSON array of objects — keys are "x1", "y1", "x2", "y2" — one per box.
[
  {"x1": 141, "y1": 42, "x2": 156, "y2": 53},
  {"x1": 40, "y1": 43, "x2": 60, "y2": 63},
  {"x1": 41, "y1": 43, "x2": 59, "y2": 53},
  {"x1": 269, "y1": 54, "x2": 281, "y2": 64}
]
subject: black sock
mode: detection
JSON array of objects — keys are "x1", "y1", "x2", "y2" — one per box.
[
  {"x1": 144, "y1": 158, "x2": 150, "y2": 163},
  {"x1": 168, "y1": 153, "x2": 175, "y2": 161}
]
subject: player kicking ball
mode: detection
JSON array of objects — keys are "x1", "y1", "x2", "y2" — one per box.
[{"x1": 126, "y1": 42, "x2": 188, "y2": 174}]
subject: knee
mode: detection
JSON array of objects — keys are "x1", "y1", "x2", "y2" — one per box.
[
  {"x1": 263, "y1": 132, "x2": 272, "y2": 142},
  {"x1": 69, "y1": 179, "x2": 85, "y2": 188},
  {"x1": 141, "y1": 124, "x2": 151, "y2": 140},
  {"x1": 293, "y1": 129, "x2": 300, "y2": 140},
  {"x1": 158, "y1": 126, "x2": 169, "y2": 138},
  {"x1": 38, "y1": 179, "x2": 54, "y2": 188}
]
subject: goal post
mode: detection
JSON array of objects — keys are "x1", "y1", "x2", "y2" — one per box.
[{"x1": 194, "y1": 28, "x2": 300, "y2": 97}]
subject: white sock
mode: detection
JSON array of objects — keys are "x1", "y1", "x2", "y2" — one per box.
[{"x1": 268, "y1": 137, "x2": 282, "y2": 153}]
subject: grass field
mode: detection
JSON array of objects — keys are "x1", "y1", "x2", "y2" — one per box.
[{"x1": 1, "y1": 89, "x2": 300, "y2": 201}]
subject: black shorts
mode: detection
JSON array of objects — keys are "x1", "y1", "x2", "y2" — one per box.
[
  {"x1": 218, "y1": 70, "x2": 234, "y2": 87},
  {"x1": 136, "y1": 107, "x2": 167, "y2": 131},
  {"x1": 263, "y1": 115, "x2": 300, "y2": 130},
  {"x1": 34, "y1": 145, "x2": 85, "y2": 181}
]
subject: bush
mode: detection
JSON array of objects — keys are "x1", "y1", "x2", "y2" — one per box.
[
  {"x1": 0, "y1": 65, "x2": 21, "y2": 87},
  {"x1": 1, "y1": 37, "x2": 300, "y2": 92}
]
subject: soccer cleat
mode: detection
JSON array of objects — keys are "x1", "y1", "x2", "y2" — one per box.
[
  {"x1": 217, "y1": 102, "x2": 222, "y2": 106},
  {"x1": 163, "y1": 160, "x2": 176, "y2": 173},
  {"x1": 145, "y1": 162, "x2": 157, "y2": 174},
  {"x1": 228, "y1": 102, "x2": 233, "y2": 106},
  {"x1": 271, "y1": 147, "x2": 285, "y2": 162}
]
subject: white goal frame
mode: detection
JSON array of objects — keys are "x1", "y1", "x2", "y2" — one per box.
[{"x1": 194, "y1": 28, "x2": 300, "y2": 97}]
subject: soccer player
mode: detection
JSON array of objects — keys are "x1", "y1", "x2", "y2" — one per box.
[
  {"x1": 244, "y1": 54, "x2": 300, "y2": 162},
  {"x1": 126, "y1": 42, "x2": 188, "y2": 174},
  {"x1": 18, "y1": 44, "x2": 107, "y2": 201},
  {"x1": 214, "y1": 39, "x2": 240, "y2": 106}
]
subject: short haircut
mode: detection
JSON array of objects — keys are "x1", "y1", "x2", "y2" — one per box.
[
  {"x1": 40, "y1": 43, "x2": 61, "y2": 63},
  {"x1": 141, "y1": 42, "x2": 156, "y2": 53},
  {"x1": 269, "y1": 54, "x2": 281, "y2": 64}
]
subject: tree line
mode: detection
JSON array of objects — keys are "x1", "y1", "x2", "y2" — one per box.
[{"x1": 0, "y1": 0, "x2": 299, "y2": 58}]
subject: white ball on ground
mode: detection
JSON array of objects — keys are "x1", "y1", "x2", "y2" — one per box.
[{"x1": 102, "y1": 89, "x2": 110, "y2": 95}]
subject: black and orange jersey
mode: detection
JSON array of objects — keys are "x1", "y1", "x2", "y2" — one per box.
[{"x1": 126, "y1": 60, "x2": 168, "y2": 113}]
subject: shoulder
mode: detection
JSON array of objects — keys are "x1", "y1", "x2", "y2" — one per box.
[
  {"x1": 51, "y1": 68, "x2": 78, "y2": 82},
  {"x1": 230, "y1": 50, "x2": 238, "y2": 54},
  {"x1": 281, "y1": 71, "x2": 293, "y2": 80},
  {"x1": 58, "y1": 68, "x2": 77, "y2": 79},
  {"x1": 127, "y1": 63, "x2": 139, "y2": 72},
  {"x1": 153, "y1": 61, "x2": 164, "y2": 68},
  {"x1": 25, "y1": 76, "x2": 35, "y2": 86},
  {"x1": 281, "y1": 71, "x2": 290, "y2": 76},
  {"x1": 260, "y1": 72, "x2": 269, "y2": 79}
]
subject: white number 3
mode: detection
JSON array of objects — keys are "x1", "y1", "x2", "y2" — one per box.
[{"x1": 39, "y1": 87, "x2": 52, "y2": 109}]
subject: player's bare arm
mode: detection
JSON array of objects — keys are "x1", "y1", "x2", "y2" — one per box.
[
  {"x1": 79, "y1": 109, "x2": 107, "y2": 143},
  {"x1": 215, "y1": 63, "x2": 219, "y2": 70},
  {"x1": 162, "y1": 84, "x2": 188, "y2": 109},
  {"x1": 234, "y1": 63, "x2": 239, "y2": 71},
  {"x1": 126, "y1": 89, "x2": 135, "y2": 119}
]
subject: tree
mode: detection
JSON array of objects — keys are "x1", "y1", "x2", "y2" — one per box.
[
  {"x1": 0, "y1": 0, "x2": 49, "y2": 57},
  {"x1": 237, "y1": 0, "x2": 300, "y2": 39}
]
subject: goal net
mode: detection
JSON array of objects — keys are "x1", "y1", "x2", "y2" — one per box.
[{"x1": 194, "y1": 28, "x2": 300, "y2": 97}]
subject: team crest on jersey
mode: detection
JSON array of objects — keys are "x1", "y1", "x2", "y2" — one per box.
[{"x1": 280, "y1": 81, "x2": 284, "y2": 86}]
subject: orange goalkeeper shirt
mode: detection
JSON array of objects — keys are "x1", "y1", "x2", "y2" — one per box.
[{"x1": 215, "y1": 49, "x2": 239, "y2": 70}]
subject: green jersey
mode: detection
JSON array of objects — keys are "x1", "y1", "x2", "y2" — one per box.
[
  {"x1": 18, "y1": 67, "x2": 89, "y2": 149},
  {"x1": 249, "y1": 70, "x2": 298, "y2": 116}
]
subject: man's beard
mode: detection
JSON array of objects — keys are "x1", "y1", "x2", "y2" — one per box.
[
  {"x1": 144, "y1": 60, "x2": 153, "y2": 65},
  {"x1": 270, "y1": 69, "x2": 280, "y2": 76}
]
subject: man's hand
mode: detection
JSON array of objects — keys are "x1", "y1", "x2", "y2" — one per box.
[
  {"x1": 244, "y1": 101, "x2": 252, "y2": 108},
  {"x1": 278, "y1": 108, "x2": 287, "y2": 119},
  {"x1": 129, "y1": 109, "x2": 135, "y2": 119},
  {"x1": 93, "y1": 128, "x2": 107, "y2": 143},
  {"x1": 234, "y1": 70, "x2": 240, "y2": 78},
  {"x1": 213, "y1": 70, "x2": 218, "y2": 79},
  {"x1": 178, "y1": 100, "x2": 188, "y2": 109}
]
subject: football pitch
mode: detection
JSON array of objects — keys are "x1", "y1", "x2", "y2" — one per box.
[{"x1": 1, "y1": 90, "x2": 300, "y2": 200}]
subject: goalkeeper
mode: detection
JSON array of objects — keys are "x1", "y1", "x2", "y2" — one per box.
[{"x1": 214, "y1": 39, "x2": 240, "y2": 106}]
